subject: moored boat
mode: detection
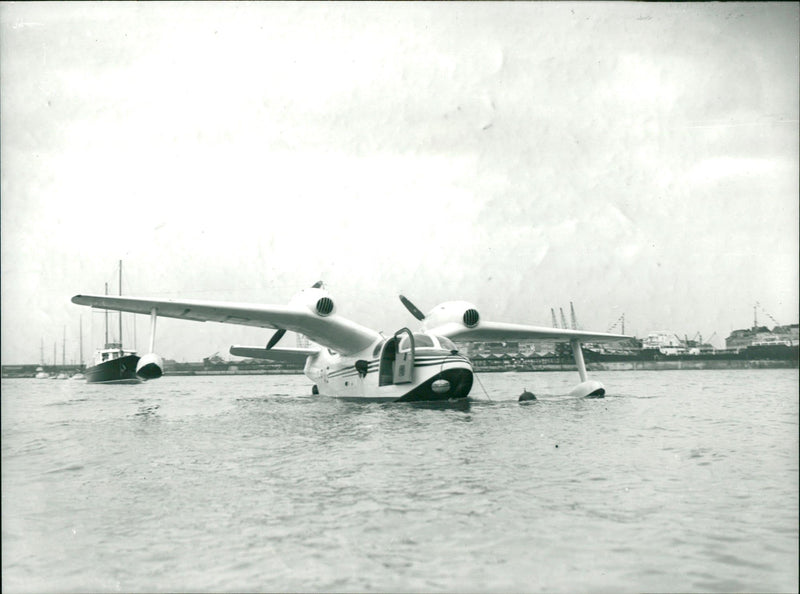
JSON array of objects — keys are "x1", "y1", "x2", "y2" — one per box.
[
  {"x1": 85, "y1": 344, "x2": 140, "y2": 384},
  {"x1": 84, "y1": 261, "x2": 141, "y2": 384}
]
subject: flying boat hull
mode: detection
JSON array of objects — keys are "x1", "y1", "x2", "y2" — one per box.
[{"x1": 309, "y1": 350, "x2": 474, "y2": 402}]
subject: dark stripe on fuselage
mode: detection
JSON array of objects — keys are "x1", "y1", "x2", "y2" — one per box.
[{"x1": 326, "y1": 355, "x2": 471, "y2": 379}]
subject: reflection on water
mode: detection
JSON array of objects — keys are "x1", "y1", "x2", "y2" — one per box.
[
  {"x1": 1, "y1": 369, "x2": 798, "y2": 593},
  {"x1": 400, "y1": 399, "x2": 472, "y2": 412}
]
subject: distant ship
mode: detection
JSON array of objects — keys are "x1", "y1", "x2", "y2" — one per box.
[
  {"x1": 85, "y1": 262, "x2": 141, "y2": 384},
  {"x1": 725, "y1": 303, "x2": 799, "y2": 350},
  {"x1": 583, "y1": 315, "x2": 798, "y2": 365}
]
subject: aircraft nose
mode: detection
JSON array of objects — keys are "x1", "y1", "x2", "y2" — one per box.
[{"x1": 442, "y1": 368, "x2": 473, "y2": 399}]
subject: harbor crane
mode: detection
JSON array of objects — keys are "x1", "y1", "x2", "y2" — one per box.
[
  {"x1": 754, "y1": 302, "x2": 781, "y2": 329},
  {"x1": 559, "y1": 308, "x2": 568, "y2": 330},
  {"x1": 569, "y1": 301, "x2": 579, "y2": 330},
  {"x1": 606, "y1": 313, "x2": 625, "y2": 335}
]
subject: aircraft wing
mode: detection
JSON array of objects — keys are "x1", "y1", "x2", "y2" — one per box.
[
  {"x1": 71, "y1": 294, "x2": 381, "y2": 355},
  {"x1": 229, "y1": 346, "x2": 318, "y2": 363},
  {"x1": 430, "y1": 321, "x2": 631, "y2": 343}
]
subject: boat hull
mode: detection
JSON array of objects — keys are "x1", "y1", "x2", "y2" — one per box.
[{"x1": 85, "y1": 355, "x2": 141, "y2": 384}]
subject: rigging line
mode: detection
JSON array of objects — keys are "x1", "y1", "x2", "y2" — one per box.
[
  {"x1": 438, "y1": 354, "x2": 491, "y2": 401},
  {"x1": 473, "y1": 370, "x2": 492, "y2": 401}
]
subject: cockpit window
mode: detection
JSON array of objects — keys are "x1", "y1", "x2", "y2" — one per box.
[
  {"x1": 437, "y1": 335, "x2": 457, "y2": 352},
  {"x1": 372, "y1": 340, "x2": 384, "y2": 357},
  {"x1": 398, "y1": 333, "x2": 435, "y2": 351}
]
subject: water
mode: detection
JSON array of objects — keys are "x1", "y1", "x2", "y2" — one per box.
[{"x1": 2, "y1": 369, "x2": 797, "y2": 593}]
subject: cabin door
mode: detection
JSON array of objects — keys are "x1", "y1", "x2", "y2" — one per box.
[
  {"x1": 392, "y1": 328, "x2": 415, "y2": 384},
  {"x1": 378, "y1": 338, "x2": 397, "y2": 387}
]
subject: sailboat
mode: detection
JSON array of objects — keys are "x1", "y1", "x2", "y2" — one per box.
[
  {"x1": 71, "y1": 316, "x2": 86, "y2": 380},
  {"x1": 53, "y1": 327, "x2": 69, "y2": 379},
  {"x1": 84, "y1": 261, "x2": 141, "y2": 384},
  {"x1": 35, "y1": 339, "x2": 50, "y2": 378}
]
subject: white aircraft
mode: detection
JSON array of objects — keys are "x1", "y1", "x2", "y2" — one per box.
[{"x1": 71, "y1": 283, "x2": 630, "y2": 402}]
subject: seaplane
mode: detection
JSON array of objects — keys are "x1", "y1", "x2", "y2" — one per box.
[{"x1": 71, "y1": 282, "x2": 630, "y2": 402}]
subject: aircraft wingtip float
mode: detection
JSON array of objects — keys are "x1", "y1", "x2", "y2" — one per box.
[{"x1": 71, "y1": 282, "x2": 631, "y2": 402}]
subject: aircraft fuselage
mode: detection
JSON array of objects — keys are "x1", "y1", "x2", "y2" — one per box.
[{"x1": 305, "y1": 333, "x2": 474, "y2": 402}]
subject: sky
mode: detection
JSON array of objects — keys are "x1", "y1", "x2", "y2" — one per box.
[{"x1": 1, "y1": 2, "x2": 798, "y2": 365}]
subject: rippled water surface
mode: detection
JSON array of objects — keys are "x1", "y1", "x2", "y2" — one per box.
[{"x1": 2, "y1": 370, "x2": 798, "y2": 593}]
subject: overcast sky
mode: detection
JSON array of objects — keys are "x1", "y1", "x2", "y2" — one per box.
[{"x1": 2, "y1": 2, "x2": 798, "y2": 365}]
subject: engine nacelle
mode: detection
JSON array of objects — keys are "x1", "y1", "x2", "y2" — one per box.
[
  {"x1": 289, "y1": 287, "x2": 337, "y2": 317},
  {"x1": 422, "y1": 301, "x2": 481, "y2": 332},
  {"x1": 136, "y1": 352, "x2": 164, "y2": 380}
]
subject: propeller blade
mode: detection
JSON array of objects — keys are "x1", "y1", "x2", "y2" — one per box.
[
  {"x1": 399, "y1": 295, "x2": 426, "y2": 321},
  {"x1": 266, "y1": 282, "x2": 319, "y2": 349},
  {"x1": 266, "y1": 329, "x2": 286, "y2": 350}
]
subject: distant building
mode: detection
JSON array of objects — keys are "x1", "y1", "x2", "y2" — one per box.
[
  {"x1": 642, "y1": 331, "x2": 683, "y2": 354},
  {"x1": 772, "y1": 324, "x2": 800, "y2": 344},
  {"x1": 203, "y1": 353, "x2": 226, "y2": 366},
  {"x1": 456, "y1": 340, "x2": 544, "y2": 357},
  {"x1": 726, "y1": 324, "x2": 799, "y2": 350}
]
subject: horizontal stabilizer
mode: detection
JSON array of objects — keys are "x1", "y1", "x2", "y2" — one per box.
[{"x1": 229, "y1": 345, "x2": 317, "y2": 363}]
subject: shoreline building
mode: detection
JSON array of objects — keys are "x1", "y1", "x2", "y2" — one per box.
[
  {"x1": 726, "y1": 324, "x2": 799, "y2": 351},
  {"x1": 641, "y1": 331, "x2": 684, "y2": 355}
]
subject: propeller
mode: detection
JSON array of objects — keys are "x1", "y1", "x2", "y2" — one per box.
[
  {"x1": 266, "y1": 329, "x2": 286, "y2": 350},
  {"x1": 399, "y1": 294, "x2": 426, "y2": 321},
  {"x1": 266, "y1": 281, "x2": 324, "y2": 349}
]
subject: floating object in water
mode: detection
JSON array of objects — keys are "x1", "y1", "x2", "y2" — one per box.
[
  {"x1": 569, "y1": 380, "x2": 605, "y2": 398},
  {"x1": 136, "y1": 353, "x2": 164, "y2": 380},
  {"x1": 518, "y1": 388, "x2": 537, "y2": 402}
]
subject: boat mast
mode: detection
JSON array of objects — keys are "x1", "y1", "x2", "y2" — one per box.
[
  {"x1": 62, "y1": 326, "x2": 66, "y2": 366},
  {"x1": 104, "y1": 282, "x2": 109, "y2": 346},
  {"x1": 119, "y1": 260, "x2": 123, "y2": 347},
  {"x1": 79, "y1": 316, "x2": 83, "y2": 368}
]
